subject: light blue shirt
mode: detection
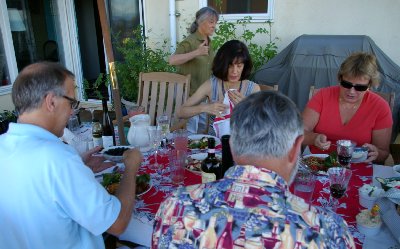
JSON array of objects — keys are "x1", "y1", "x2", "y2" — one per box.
[{"x1": 0, "y1": 123, "x2": 121, "y2": 249}]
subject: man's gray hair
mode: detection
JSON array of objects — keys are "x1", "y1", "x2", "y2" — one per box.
[
  {"x1": 12, "y1": 62, "x2": 75, "y2": 115},
  {"x1": 230, "y1": 91, "x2": 304, "y2": 159},
  {"x1": 190, "y1": 7, "x2": 219, "y2": 34}
]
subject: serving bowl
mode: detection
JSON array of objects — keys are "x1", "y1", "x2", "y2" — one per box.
[
  {"x1": 352, "y1": 147, "x2": 368, "y2": 163},
  {"x1": 102, "y1": 146, "x2": 133, "y2": 162},
  {"x1": 356, "y1": 209, "x2": 382, "y2": 236}
]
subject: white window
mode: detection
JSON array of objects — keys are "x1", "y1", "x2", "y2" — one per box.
[{"x1": 199, "y1": 0, "x2": 274, "y2": 21}]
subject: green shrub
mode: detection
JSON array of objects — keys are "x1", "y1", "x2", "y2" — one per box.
[{"x1": 115, "y1": 26, "x2": 175, "y2": 102}]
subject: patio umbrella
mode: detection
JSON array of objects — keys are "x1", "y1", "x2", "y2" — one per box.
[{"x1": 96, "y1": 0, "x2": 126, "y2": 145}]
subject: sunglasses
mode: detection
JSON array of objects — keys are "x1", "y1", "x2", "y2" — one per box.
[
  {"x1": 62, "y1": 95, "x2": 80, "y2": 109},
  {"x1": 340, "y1": 80, "x2": 369, "y2": 92}
]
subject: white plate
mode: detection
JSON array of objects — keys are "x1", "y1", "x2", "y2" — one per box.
[
  {"x1": 301, "y1": 154, "x2": 329, "y2": 175},
  {"x1": 136, "y1": 182, "x2": 152, "y2": 197},
  {"x1": 188, "y1": 134, "x2": 221, "y2": 149},
  {"x1": 186, "y1": 153, "x2": 222, "y2": 174}
]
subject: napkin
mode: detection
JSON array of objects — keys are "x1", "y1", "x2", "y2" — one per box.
[
  {"x1": 377, "y1": 188, "x2": 400, "y2": 244},
  {"x1": 213, "y1": 91, "x2": 233, "y2": 138}
]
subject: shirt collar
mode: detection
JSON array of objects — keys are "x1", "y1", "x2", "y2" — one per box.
[
  {"x1": 224, "y1": 165, "x2": 289, "y2": 192},
  {"x1": 7, "y1": 122, "x2": 60, "y2": 142}
]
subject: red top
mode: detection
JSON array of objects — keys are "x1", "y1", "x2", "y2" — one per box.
[{"x1": 307, "y1": 86, "x2": 392, "y2": 154}]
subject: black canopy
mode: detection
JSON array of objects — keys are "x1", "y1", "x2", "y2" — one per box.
[{"x1": 253, "y1": 35, "x2": 400, "y2": 140}]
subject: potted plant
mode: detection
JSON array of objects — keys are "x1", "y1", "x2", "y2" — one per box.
[{"x1": 0, "y1": 110, "x2": 18, "y2": 135}]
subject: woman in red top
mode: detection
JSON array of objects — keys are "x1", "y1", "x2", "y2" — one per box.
[{"x1": 302, "y1": 52, "x2": 392, "y2": 163}]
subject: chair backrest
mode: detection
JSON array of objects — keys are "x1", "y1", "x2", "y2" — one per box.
[
  {"x1": 309, "y1": 85, "x2": 320, "y2": 100},
  {"x1": 137, "y1": 72, "x2": 191, "y2": 126},
  {"x1": 259, "y1": 84, "x2": 279, "y2": 91},
  {"x1": 373, "y1": 91, "x2": 395, "y2": 112}
]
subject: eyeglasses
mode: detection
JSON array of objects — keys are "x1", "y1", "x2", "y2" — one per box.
[
  {"x1": 62, "y1": 95, "x2": 80, "y2": 109},
  {"x1": 340, "y1": 80, "x2": 369, "y2": 92}
]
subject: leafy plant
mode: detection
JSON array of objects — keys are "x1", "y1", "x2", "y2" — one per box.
[
  {"x1": 115, "y1": 26, "x2": 175, "y2": 102},
  {"x1": 82, "y1": 73, "x2": 110, "y2": 101},
  {"x1": 0, "y1": 110, "x2": 18, "y2": 135},
  {"x1": 212, "y1": 16, "x2": 278, "y2": 75}
]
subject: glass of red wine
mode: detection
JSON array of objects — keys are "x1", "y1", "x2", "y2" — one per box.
[
  {"x1": 336, "y1": 140, "x2": 356, "y2": 168},
  {"x1": 327, "y1": 167, "x2": 352, "y2": 211}
]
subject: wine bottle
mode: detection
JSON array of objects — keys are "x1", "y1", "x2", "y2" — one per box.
[
  {"x1": 199, "y1": 215, "x2": 217, "y2": 249},
  {"x1": 216, "y1": 214, "x2": 233, "y2": 249},
  {"x1": 101, "y1": 99, "x2": 116, "y2": 148},
  {"x1": 92, "y1": 119, "x2": 103, "y2": 147},
  {"x1": 221, "y1": 135, "x2": 234, "y2": 177},
  {"x1": 201, "y1": 137, "x2": 220, "y2": 183}
]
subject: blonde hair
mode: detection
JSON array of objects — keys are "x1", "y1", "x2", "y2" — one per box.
[{"x1": 338, "y1": 52, "x2": 380, "y2": 87}]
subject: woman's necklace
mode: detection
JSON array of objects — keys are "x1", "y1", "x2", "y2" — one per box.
[{"x1": 339, "y1": 97, "x2": 360, "y2": 110}]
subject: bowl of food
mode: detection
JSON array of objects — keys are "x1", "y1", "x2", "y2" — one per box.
[
  {"x1": 352, "y1": 147, "x2": 368, "y2": 163},
  {"x1": 356, "y1": 208, "x2": 382, "y2": 236},
  {"x1": 300, "y1": 151, "x2": 339, "y2": 175},
  {"x1": 358, "y1": 184, "x2": 384, "y2": 209},
  {"x1": 102, "y1": 146, "x2": 133, "y2": 162},
  {"x1": 102, "y1": 172, "x2": 151, "y2": 197}
]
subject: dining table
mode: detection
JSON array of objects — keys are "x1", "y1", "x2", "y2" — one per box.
[{"x1": 99, "y1": 145, "x2": 400, "y2": 248}]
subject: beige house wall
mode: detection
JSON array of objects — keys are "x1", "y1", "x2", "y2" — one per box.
[{"x1": 145, "y1": 0, "x2": 400, "y2": 66}]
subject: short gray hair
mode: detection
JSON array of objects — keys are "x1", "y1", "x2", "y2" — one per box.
[
  {"x1": 12, "y1": 62, "x2": 75, "y2": 114},
  {"x1": 230, "y1": 91, "x2": 304, "y2": 159},
  {"x1": 190, "y1": 7, "x2": 219, "y2": 34}
]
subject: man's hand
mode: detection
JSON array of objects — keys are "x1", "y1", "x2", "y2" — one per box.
[
  {"x1": 82, "y1": 146, "x2": 116, "y2": 173},
  {"x1": 123, "y1": 148, "x2": 143, "y2": 172}
]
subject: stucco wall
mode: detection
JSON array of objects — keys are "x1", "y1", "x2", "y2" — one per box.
[
  {"x1": 145, "y1": 0, "x2": 400, "y2": 66},
  {"x1": 0, "y1": 93, "x2": 14, "y2": 111}
]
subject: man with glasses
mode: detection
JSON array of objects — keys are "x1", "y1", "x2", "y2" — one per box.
[
  {"x1": 0, "y1": 62, "x2": 142, "y2": 248},
  {"x1": 302, "y1": 52, "x2": 392, "y2": 163}
]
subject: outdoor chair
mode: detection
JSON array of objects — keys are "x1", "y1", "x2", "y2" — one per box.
[{"x1": 137, "y1": 72, "x2": 191, "y2": 131}]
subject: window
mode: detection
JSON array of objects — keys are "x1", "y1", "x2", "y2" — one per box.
[{"x1": 200, "y1": 0, "x2": 274, "y2": 21}]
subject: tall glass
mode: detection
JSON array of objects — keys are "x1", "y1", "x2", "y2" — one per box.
[
  {"x1": 147, "y1": 126, "x2": 162, "y2": 170},
  {"x1": 173, "y1": 129, "x2": 188, "y2": 151},
  {"x1": 336, "y1": 140, "x2": 355, "y2": 168},
  {"x1": 327, "y1": 167, "x2": 352, "y2": 211},
  {"x1": 157, "y1": 113, "x2": 170, "y2": 149}
]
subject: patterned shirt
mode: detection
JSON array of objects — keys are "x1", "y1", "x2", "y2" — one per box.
[{"x1": 152, "y1": 165, "x2": 355, "y2": 249}]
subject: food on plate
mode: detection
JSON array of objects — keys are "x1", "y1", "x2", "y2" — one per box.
[
  {"x1": 102, "y1": 172, "x2": 150, "y2": 196},
  {"x1": 188, "y1": 137, "x2": 209, "y2": 149},
  {"x1": 376, "y1": 177, "x2": 400, "y2": 191},
  {"x1": 356, "y1": 206, "x2": 382, "y2": 236},
  {"x1": 186, "y1": 158, "x2": 202, "y2": 172},
  {"x1": 302, "y1": 152, "x2": 339, "y2": 173},
  {"x1": 103, "y1": 146, "x2": 130, "y2": 156}
]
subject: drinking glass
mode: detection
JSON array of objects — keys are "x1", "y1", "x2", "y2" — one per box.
[
  {"x1": 147, "y1": 126, "x2": 162, "y2": 170},
  {"x1": 327, "y1": 167, "x2": 352, "y2": 211},
  {"x1": 336, "y1": 140, "x2": 355, "y2": 168},
  {"x1": 173, "y1": 129, "x2": 188, "y2": 151},
  {"x1": 157, "y1": 113, "x2": 170, "y2": 149},
  {"x1": 293, "y1": 169, "x2": 316, "y2": 204},
  {"x1": 183, "y1": 211, "x2": 197, "y2": 242}
]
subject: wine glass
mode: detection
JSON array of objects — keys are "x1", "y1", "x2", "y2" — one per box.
[
  {"x1": 327, "y1": 167, "x2": 352, "y2": 211},
  {"x1": 157, "y1": 113, "x2": 170, "y2": 150},
  {"x1": 336, "y1": 140, "x2": 355, "y2": 168},
  {"x1": 147, "y1": 126, "x2": 162, "y2": 170},
  {"x1": 87, "y1": 107, "x2": 95, "y2": 122}
]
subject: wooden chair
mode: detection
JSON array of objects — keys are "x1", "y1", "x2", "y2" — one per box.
[
  {"x1": 259, "y1": 84, "x2": 279, "y2": 91},
  {"x1": 137, "y1": 72, "x2": 191, "y2": 131}
]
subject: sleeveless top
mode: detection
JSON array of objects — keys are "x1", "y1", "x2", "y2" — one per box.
[{"x1": 208, "y1": 75, "x2": 256, "y2": 136}]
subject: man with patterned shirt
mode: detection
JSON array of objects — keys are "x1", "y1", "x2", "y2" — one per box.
[{"x1": 152, "y1": 91, "x2": 355, "y2": 248}]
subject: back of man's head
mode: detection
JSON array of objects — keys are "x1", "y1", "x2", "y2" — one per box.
[
  {"x1": 12, "y1": 62, "x2": 74, "y2": 115},
  {"x1": 230, "y1": 91, "x2": 303, "y2": 159}
]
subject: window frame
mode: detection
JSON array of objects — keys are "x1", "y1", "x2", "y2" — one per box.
[{"x1": 199, "y1": 0, "x2": 275, "y2": 22}]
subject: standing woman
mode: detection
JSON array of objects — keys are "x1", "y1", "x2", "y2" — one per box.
[
  {"x1": 177, "y1": 40, "x2": 260, "y2": 136},
  {"x1": 169, "y1": 7, "x2": 219, "y2": 133}
]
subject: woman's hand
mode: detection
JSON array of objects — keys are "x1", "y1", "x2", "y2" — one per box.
[
  {"x1": 206, "y1": 102, "x2": 229, "y2": 117},
  {"x1": 363, "y1": 143, "x2": 379, "y2": 162},
  {"x1": 314, "y1": 134, "x2": 331, "y2": 151},
  {"x1": 228, "y1": 89, "x2": 245, "y2": 105},
  {"x1": 196, "y1": 41, "x2": 209, "y2": 56}
]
